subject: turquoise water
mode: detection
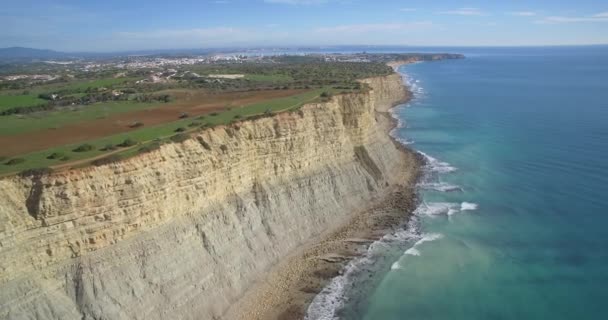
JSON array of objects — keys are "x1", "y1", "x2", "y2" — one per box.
[{"x1": 307, "y1": 46, "x2": 608, "y2": 319}]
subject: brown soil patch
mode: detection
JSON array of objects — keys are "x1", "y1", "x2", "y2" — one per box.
[{"x1": 0, "y1": 89, "x2": 306, "y2": 156}]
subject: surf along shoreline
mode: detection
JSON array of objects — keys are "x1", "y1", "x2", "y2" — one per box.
[{"x1": 224, "y1": 61, "x2": 425, "y2": 320}]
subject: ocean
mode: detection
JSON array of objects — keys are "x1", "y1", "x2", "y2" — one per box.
[{"x1": 306, "y1": 46, "x2": 608, "y2": 319}]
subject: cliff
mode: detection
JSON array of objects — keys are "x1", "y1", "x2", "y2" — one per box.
[{"x1": 0, "y1": 73, "x2": 418, "y2": 320}]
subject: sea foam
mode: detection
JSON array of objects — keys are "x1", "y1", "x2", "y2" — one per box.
[{"x1": 305, "y1": 221, "x2": 420, "y2": 320}]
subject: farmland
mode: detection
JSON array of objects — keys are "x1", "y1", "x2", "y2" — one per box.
[{"x1": 0, "y1": 52, "x2": 455, "y2": 175}]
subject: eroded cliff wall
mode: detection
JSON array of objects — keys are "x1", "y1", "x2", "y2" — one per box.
[{"x1": 0, "y1": 73, "x2": 417, "y2": 320}]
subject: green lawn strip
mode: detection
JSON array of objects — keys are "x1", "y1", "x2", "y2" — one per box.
[
  {"x1": 0, "y1": 89, "x2": 326, "y2": 176},
  {"x1": 0, "y1": 94, "x2": 47, "y2": 111},
  {"x1": 0, "y1": 101, "x2": 162, "y2": 136},
  {"x1": 244, "y1": 74, "x2": 293, "y2": 83},
  {"x1": 60, "y1": 77, "x2": 136, "y2": 92}
]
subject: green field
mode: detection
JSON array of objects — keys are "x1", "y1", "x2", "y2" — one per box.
[
  {"x1": 0, "y1": 101, "x2": 161, "y2": 136},
  {"x1": 0, "y1": 89, "x2": 326, "y2": 175},
  {"x1": 61, "y1": 77, "x2": 134, "y2": 91},
  {"x1": 0, "y1": 94, "x2": 46, "y2": 111},
  {"x1": 244, "y1": 74, "x2": 293, "y2": 83}
]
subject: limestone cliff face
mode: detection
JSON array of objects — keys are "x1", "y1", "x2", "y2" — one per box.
[{"x1": 0, "y1": 73, "x2": 418, "y2": 320}]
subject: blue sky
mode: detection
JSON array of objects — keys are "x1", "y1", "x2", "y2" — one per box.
[{"x1": 1, "y1": 0, "x2": 607, "y2": 51}]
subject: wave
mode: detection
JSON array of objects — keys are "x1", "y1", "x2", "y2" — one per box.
[
  {"x1": 414, "y1": 202, "x2": 479, "y2": 217},
  {"x1": 390, "y1": 232, "x2": 443, "y2": 272},
  {"x1": 305, "y1": 218, "x2": 421, "y2": 320},
  {"x1": 419, "y1": 181, "x2": 463, "y2": 192},
  {"x1": 461, "y1": 202, "x2": 478, "y2": 211},
  {"x1": 404, "y1": 247, "x2": 421, "y2": 256},
  {"x1": 419, "y1": 151, "x2": 458, "y2": 173}
]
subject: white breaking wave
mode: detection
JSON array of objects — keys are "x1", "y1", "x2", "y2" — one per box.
[
  {"x1": 419, "y1": 151, "x2": 457, "y2": 173},
  {"x1": 461, "y1": 202, "x2": 478, "y2": 211},
  {"x1": 414, "y1": 233, "x2": 444, "y2": 246},
  {"x1": 414, "y1": 202, "x2": 479, "y2": 217},
  {"x1": 305, "y1": 221, "x2": 420, "y2": 320},
  {"x1": 419, "y1": 181, "x2": 463, "y2": 192},
  {"x1": 390, "y1": 232, "x2": 443, "y2": 272},
  {"x1": 404, "y1": 247, "x2": 421, "y2": 256}
]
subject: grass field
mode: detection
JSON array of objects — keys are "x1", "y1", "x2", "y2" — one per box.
[
  {"x1": 0, "y1": 94, "x2": 46, "y2": 111},
  {"x1": 0, "y1": 89, "x2": 326, "y2": 175},
  {"x1": 0, "y1": 101, "x2": 161, "y2": 136},
  {"x1": 244, "y1": 74, "x2": 293, "y2": 83}
]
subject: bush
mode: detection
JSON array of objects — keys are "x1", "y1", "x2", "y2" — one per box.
[
  {"x1": 46, "y1": 152, "x2": 64, "y2": 160},
  {"x1": 169, "y1": 133, "x2": 189, "y2": 143},
  {"x1": 118, "y1": 138, "x2": 137, "y2": 147},
  {"x1": 19, "y1": 167, "x2": 53, "y2": 177},
  {"x1": 233, "y1": 114, "x2": 242, "y2": 119},
  {"x1": 92, "y1": 155, "x2": 122, "y2": 166},
  {"x1": 179, "y1": 112, "x2": 189, "y2": 119},
  {"x1": 138, "y1": 142, "x2": 161, "y2": 154},
  {"x1": 60, "y1": 156, "x2": 70, "y2": 161},
  {"x1": 188, "y1": 121, "x2": 201, "y2": 127},
  {"x1": 101, "y1": 144, "x2": 117, "y2": 151},
  {"x1": 73, "y1": 144, "x2": 94, "y2": 152},
  {"x1": 174, "y1": 127, "x2": 186, "y2": 132},
  {"x1": 5, "y1": 158, "x2": 25, "y2": 165},
  {"x1": 320, "y1": 91, "x2": 332, "y2": 98},
  {"x1": 210, "y1": 112, "x2": 219, "y2": 116},
  {"x1": 219, "y1": 144, "x2": 228, "y2": 153},
  {"x1": 129, "y1": 121, "x2": 144, "y2": 128}
]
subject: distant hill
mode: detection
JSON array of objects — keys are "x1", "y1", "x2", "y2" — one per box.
[{"x1": 0, "y1": 47, "x2": 69, "y2": 61}]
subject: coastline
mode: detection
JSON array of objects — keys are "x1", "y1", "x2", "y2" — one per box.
[{"x1": 225, "y1": 62, "x2": 421, "y2": 320}]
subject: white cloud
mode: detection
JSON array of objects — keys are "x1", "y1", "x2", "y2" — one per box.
[
  {"x1": 315, "y1": 21, "x2": 435, "y2": 33},
  {"x1": 438, "y1": 7, "x2": 485, "y2": 16},
  {"x1": 593, "y1": 12, "x2": 608, "y2": 18},
  {"x1": 508, "y1": 11, "x2": 536, "y2": 17},
  {"x1": 536, "y1": 12, "x2": 608, "y2": 24}
]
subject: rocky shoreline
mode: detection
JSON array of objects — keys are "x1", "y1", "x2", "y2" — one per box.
[{"x1": 225, "y1": 64, "x2": 423, "y2": 320}]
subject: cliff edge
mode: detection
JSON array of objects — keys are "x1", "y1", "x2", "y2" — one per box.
[{"x1": 0, "y1": 73, "x2": 418, "y2": 320}]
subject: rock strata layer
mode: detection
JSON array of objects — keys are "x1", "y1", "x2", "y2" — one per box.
[{"x1": 0, "y1": 73, "x2": 418, "y2": 320}]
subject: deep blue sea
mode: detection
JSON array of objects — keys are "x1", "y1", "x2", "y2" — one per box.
[{"x1": 306, "y1": 46, "x2": 608, "y2": 320}]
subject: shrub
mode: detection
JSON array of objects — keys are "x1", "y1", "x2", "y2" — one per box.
[
  {"x1": 174, "y1": 127, "x2": 186, "y2": 133},
  {"x1": 197, "y1": 115, "x2": 206, "y2": 120},
  {"x1": 5, "y1": 158, "x2": 25, "y2": 165},
  {"x1": 19, "y1": 167, "x2": 53, "y2": 177},
  {"x1": 73, "y1": 144, "x2": 94, "y2": 152},
  {"x1": 188, "y1": 121, "x2": 201, "y2": 127},
  {"x1": 92, "y1": 155, "x2": 123, "y2": 166},
  {"x1": 138, "y1": 142, "x2": 161, "y2": 154},
  {"x1": 129, "y1": 121, "x2": 144, "y2": 128},
  {"x1": 60, "y1": 156, "x2": 70, "y2": 161},
  {"x1": 101, "y1": 144, "x2": 117, "y2": 151},
  {"x1": 46, "y1": 152, "x2": 64, "y2": 160},
  {"x1": 219, "y1": 144, "x2": 228, "y2": 153},
  {"x1": 210, "y1": 112, "x2": 219, "y2": 116},
  {"x1": 170, "y1": 133, "x2": 189, "y2": 143},
  {"x1": 118, "y1": 138, "x2": 137, "y2": 147},
  {"x1": 320, "y1": 91, "x2": 332, "y2": 98},
  {"x1": 179, "y1": 112, "x2": 189, "y2": 119}
]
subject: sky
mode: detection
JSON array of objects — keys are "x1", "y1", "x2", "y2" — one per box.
[{"x1": 1, "y1": 0, "x2": 608, "y2": 52}]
